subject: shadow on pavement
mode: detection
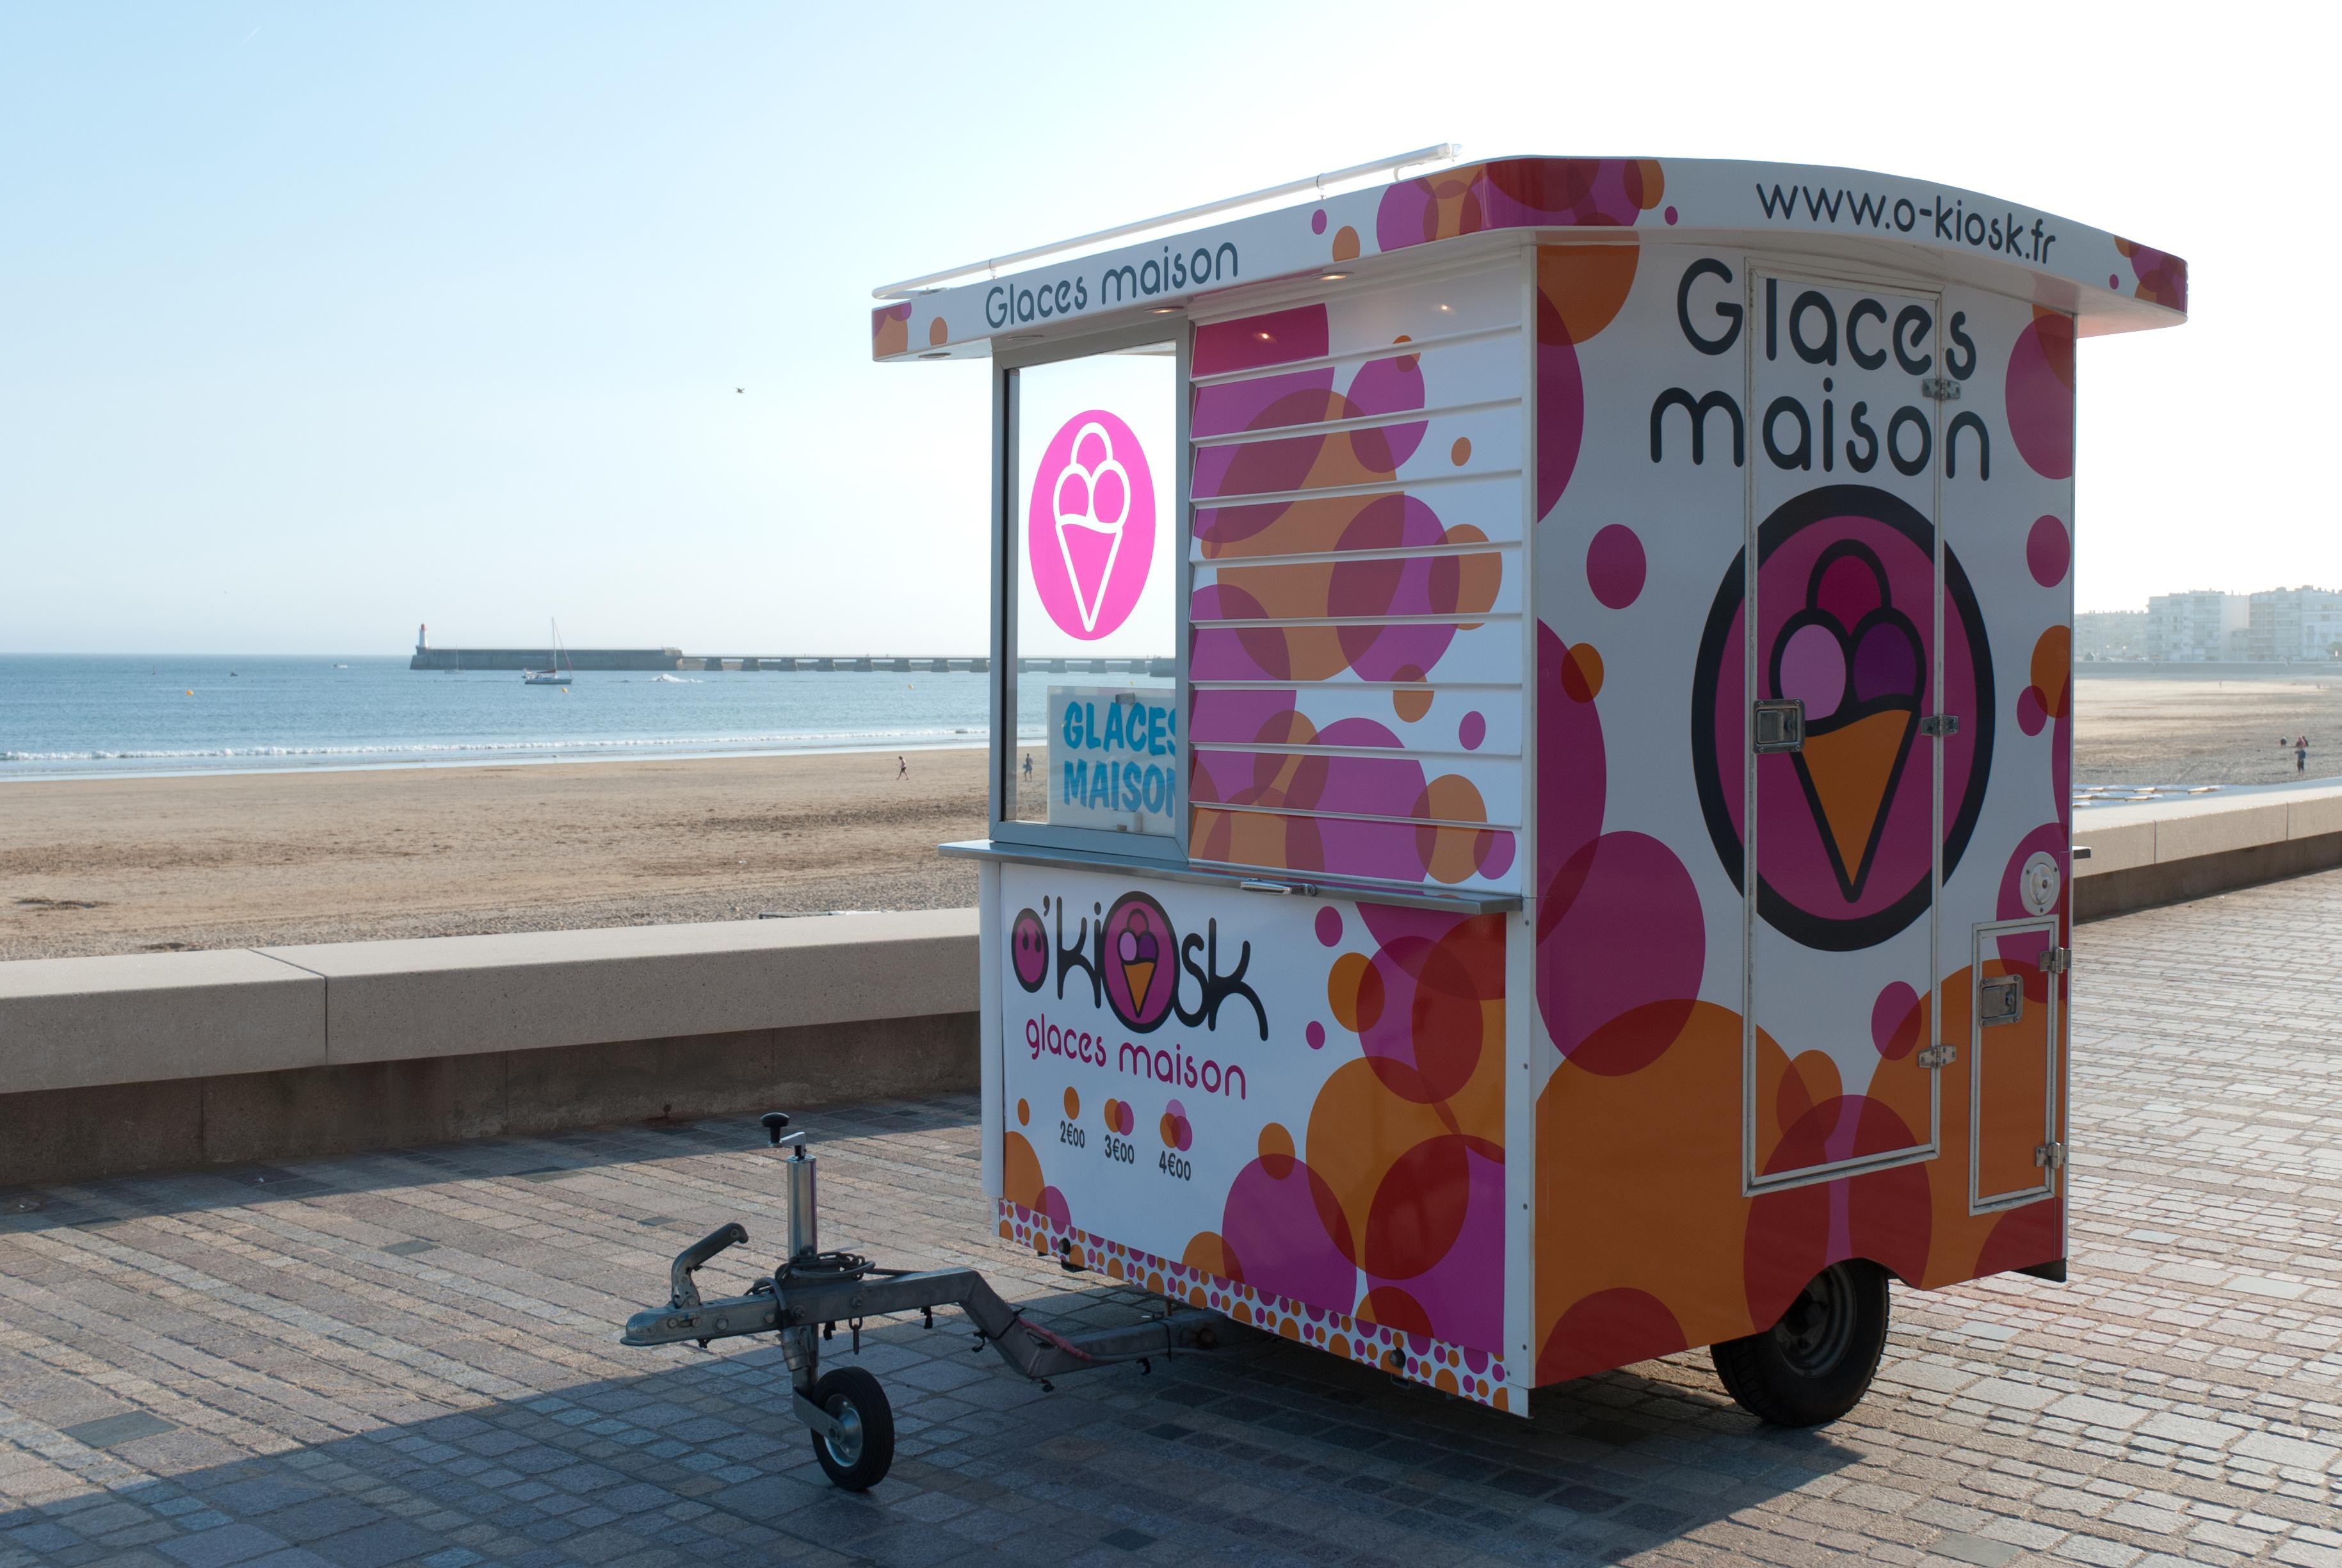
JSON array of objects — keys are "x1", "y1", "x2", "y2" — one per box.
[{"x1": 0, "y1": 1274, "x2": 1859, "y2": 1568}]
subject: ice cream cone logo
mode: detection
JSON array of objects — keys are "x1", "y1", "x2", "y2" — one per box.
[
  {"x1": 1116, "y1": 912, "x2": 1160, "y2": 1010},
  {"x1": 1692, "y1": 483, "x2": 1996, "y2": 953},
  {"x1": 1770, "y1": 540, "x2": 1925, "y2": 902},
  {"x1": 1100, "y1": 890, "x2": 1177, "y2": 1030},
  {"x1": 1026, "y1": 409, "x2": 1155, "y2": 641},
  {"x1": 1053, "y1": 423, "x2": 1131, "y2": 634}
]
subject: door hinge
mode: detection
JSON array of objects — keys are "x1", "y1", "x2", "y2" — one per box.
[
  {"x1": 2035, "y1": 1142, "x2": 2068, "y2": 1170},
  {"x1": 2042, "y1": 946, "x2": 2071, "y2": 975},
  {"x1": 1921, "y1": 376, "x2": 1962, "y2": 401},
  {"x1": 1919, "y1": 714, "x2": 1959, "y2": 738},
  {"x1": 1916, "y1": 1043, "x2": 1957, "y2": 1069}
]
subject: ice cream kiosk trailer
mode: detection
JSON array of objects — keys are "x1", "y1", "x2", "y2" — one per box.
[{"x1": 619, "y1": 150, "x2": 2186, "y2": 1489}]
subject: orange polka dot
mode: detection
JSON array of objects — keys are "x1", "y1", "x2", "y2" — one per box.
[
  {"x1": 1257, "y1": 1123, "x2": 1295, "y2": 1173},
  {"x1": 927, "y1": 316, "x2": 948, "y2": 347},
  {"x1": 1015, "y1": 1098, "x2": 1030, "y2": 1126},
  {"x1": 1450, "y1": 437, "x2": 1472, "y2": 466},
  {"x1": 1392, "y1": 686, "x2": 1433, "y2": 723},
  {"x1": 1062, "y1": 1086, "x2": 1080, "y2": 1119},
  {"x1": 1332, "y1": 225, "x2": 1360, "y2": 262},
  {"x1": 1327, "y1": 951, "x2": 1376, "y2": 1031},
  {"x1": 1561, "y1": 642, "x2": 1605, "y2": 703}
]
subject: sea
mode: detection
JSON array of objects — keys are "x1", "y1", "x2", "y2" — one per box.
[{"x1": 0, "y1": 654, "x2": 1042, "y2": 781}]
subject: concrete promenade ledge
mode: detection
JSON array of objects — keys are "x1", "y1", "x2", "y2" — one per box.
[
  {"x1": 1, "y1": 871, "x2": 2339, "y2": 1565},
  {"x1": 0, "y1": 913, "x2": 977, "y2": 1187},
  {"x1": 2074, "y1": 777, "x2": 2342, "y2": 921}
]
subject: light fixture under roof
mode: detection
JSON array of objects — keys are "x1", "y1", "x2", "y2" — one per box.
[
  {"x1": 1321, "y1": 271, "x2": 1351, "y2": 280},
  {"x1": 871, "y1": 143, "x2": 1462, "y2": 300}
]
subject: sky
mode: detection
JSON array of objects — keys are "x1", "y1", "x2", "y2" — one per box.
[{"x1": 0, "y1": 3, "x2": 2322, "y2": 654}]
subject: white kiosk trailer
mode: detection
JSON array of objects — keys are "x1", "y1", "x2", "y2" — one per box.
[{"x1": 621, "y1": 152, "x2": 2185, "y2": 1489}]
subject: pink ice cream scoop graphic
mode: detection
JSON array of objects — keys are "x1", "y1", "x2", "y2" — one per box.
[{"x1": 1027, "y1": 410, "x2": 1154, "y2": 640}]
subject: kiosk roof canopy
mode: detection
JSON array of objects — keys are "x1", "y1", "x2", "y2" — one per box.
[{"x1": 873, "y1": 156, "x2": 2185, "y2": 362}]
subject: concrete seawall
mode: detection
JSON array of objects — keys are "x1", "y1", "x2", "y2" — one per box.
[
  {"x1": 2072, "y1": 782, "x2": 2342, "y2": 921},
  {"x1": 3, "y1": 788, "x2": 2332, "y2": 1188},
  {"x1": 0, "y1": 912, "x2": 976, "y2": 1186}
]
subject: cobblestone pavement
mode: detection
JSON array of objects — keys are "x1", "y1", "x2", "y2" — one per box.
[{"x1": 4, "y1": 875, "x2": 2341, "y2": 1567}]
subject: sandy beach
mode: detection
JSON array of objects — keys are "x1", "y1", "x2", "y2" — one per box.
[
  {"x1": 1, "y1": 749, "x2": 990, "y2": 960},
  {"x1": 2072, "y1": 674, "x2": 2342, "y2": 785},
  {"x1": 10, "y1": 674, "x2": 2342, "y2": 961}
]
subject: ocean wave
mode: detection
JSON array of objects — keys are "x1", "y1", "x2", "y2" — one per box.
[{"x1": 0, "y1": 727, "x2": 1041, "y2": 764}]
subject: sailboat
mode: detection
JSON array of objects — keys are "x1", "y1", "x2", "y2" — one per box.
[{"x1": 523, "y1": 620, "x2": 575, "y2": 686}]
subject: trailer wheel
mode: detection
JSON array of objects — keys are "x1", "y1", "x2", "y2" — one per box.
[
  {"x1": 1711, "y1": 1260, "x2": 1888, "y2": 1427},
  {"x1": 807, "y1": 1367, "x2": 895, "y2": 1490}
]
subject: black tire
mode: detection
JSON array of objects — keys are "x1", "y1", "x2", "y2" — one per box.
[
  {"x1": 1711, "y1": 1259, "x2": 1889, "y2": 1426},
  {"x1": 807, "y1": 1366, "x2": 895, "y2": 1490}
]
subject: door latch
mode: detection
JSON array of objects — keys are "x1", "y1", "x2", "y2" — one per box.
[
  {"x1": 2034, "y1": 1142, "x2": 2067, "y2": 1170},
  {"x1": 1978, "y1": 974, "x2": 2024, "y2": 1027},
  {"x1": 1921, "y1": 376, "x2": 1962, "y2": 401},
  {"x1": 1753, "y1": 699, "x2": 1805, "y2": 754},
  {"x1": 1916, "y1": 1043, "x2": 1957, "y2": 1069},
  {"x1": 1919, "y1": 714, "x2": 1959, "y2": 738}
]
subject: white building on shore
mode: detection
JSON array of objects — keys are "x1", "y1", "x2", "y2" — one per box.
[
  {"x1": 2145, "y1": 591, "x2": 2249, "y2": 662},
  {"x1": 2247, "y1": 586, "x2": 2342, "y2": 662}
]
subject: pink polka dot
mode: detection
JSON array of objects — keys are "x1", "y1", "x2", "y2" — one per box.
[
  {"x1": 1664, "y1": 206, "x2": 1679, "y2": 224},
  {"x1": 2017, "y1": 686, "x2": 2046, "y2": 736},
  {"x1": 2108, "y1": 273, "x2": 2119, "y2": 288},
  {"x1": 1314, "y1": 906, "x2": 1343, "y2": 946},
  {"x1": 1871, "y1": 982, "x2": 1921, "y2": 1058},
  {"x1": 1305, "y1": 1021, "x2": 1326, "y2": 1049},
  {"x1": 2027, "y1": 515, "x2": 2069, "y2": 587},
  {"x1": 1458, "y1": 711, "x2": 1487, "y2": 750},
  {"x1": 1586, "y1": 524, "x2": 1646, "y2": 610},
  {"x1": 1312, "y1": 209, "x2": 1328, "y2": 236}
]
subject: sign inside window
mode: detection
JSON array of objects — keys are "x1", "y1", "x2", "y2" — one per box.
[{"x1": 1047, "y1": 685, "x2": 1178, "y2": 835}]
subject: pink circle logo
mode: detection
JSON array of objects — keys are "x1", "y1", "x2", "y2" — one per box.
[{"x1": 1026, "y1": 409, "x2": 1154, "y2": 640}]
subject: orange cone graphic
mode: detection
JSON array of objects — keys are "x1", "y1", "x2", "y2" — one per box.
[{"x1": 1794, "y1": 708, "x2": 1915, "y2": 898}]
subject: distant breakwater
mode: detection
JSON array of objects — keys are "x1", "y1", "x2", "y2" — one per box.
[{"x1": 408, "y1": 648, "x2": 1175, "y2": 676}]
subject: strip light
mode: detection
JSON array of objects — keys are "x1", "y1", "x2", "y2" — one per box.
[{"x1": 869, "y1": 143, "x2": 1462, "y2": 301}]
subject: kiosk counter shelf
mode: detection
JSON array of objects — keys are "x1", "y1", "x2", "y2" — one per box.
[{"x1": 617, "y1": 154, "x2": 2186, "y2": 1489}]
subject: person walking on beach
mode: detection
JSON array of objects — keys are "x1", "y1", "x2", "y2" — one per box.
[
  {"x1": 1022, "y1": 752, "x2": 1033, "y2": 784},
  {"x1": 897, "y1": 755, "x2": 909, "y2": 780},
  {"x1": 2298, "y1": 736, "x2": 2309, "y2": 775}
]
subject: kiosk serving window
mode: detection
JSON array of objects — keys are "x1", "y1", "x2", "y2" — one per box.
[{"x1": 1001, "y1": 340, "x2": 1179, "y2": 846}]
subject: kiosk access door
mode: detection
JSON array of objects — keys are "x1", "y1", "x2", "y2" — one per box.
[{"x1": 1742, "y1": 268, "x2": 1950, "y2": 1190}]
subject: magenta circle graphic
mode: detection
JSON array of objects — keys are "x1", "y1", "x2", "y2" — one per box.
[
  {"x1": 1305, "y1": 1021, "x2": 1327, "y2": 1049},
  {"x1": 1101, "y1": 891, "x2": 1176, "y2": 1031},
  {"x1": 1026, "y1": 410, "x2": 1156, "y2": 641},
  {"x1": 2016, "y1": 686, "x2": 2046, "y2": 736},
  {"x1": 1870, "y1": 982, "x2": 1919, "y2": 1058},
  {"x1": 2026, "y1": 515, "x2": 2070, "y2": 587},
  {"x1": 1458, "y1": 711, "x2": 1486, "y2": 750},
  {"x1": 1009, "y1": 908, "x2": 1048, "y2": 992},
  {"x1": 1311, "y1": 208, "x2": 1328, "y2": 235},
  {"x1": 1313, "y1": 905, "x2": 1342, "y2": 946},
  {"x1": 1586, "y1": 524, "x2": 1647, "y2": 609},
  {"x1": 2006, "y1": 316, "x2": 2075, "y2": 480}
]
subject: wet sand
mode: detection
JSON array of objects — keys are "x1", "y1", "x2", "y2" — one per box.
[
  {"x1": 7, "y1": 675, "x2": 2340, "y2": 960},
  {"x1": 2072, "y1": 675, "x2": 2342, "y2": 786}
]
